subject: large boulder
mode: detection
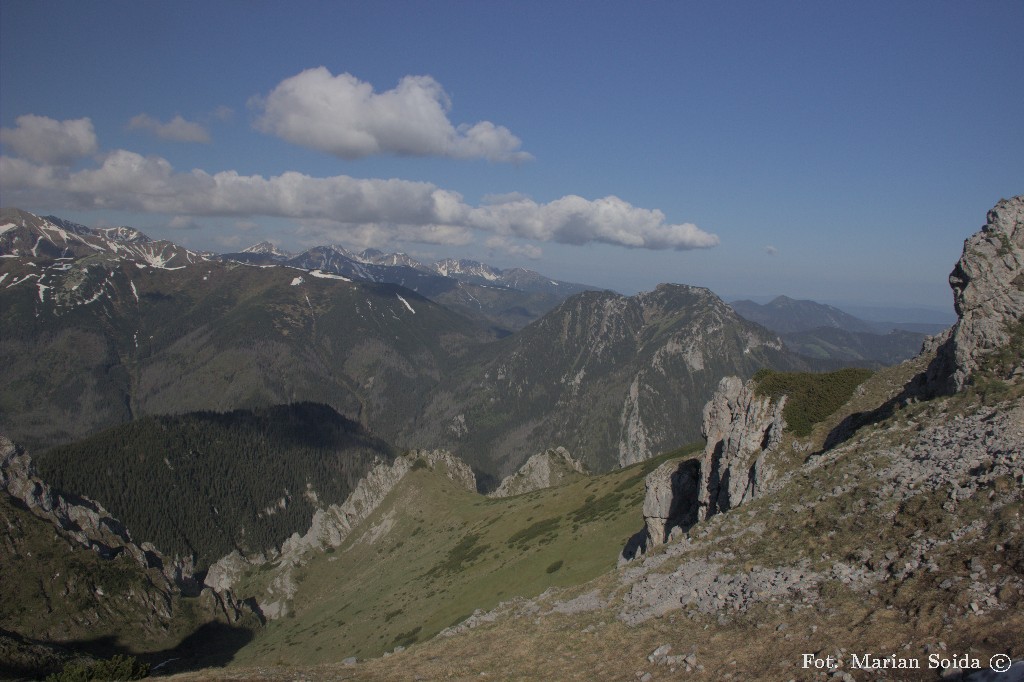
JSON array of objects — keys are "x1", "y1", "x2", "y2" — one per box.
[{"x1": 642, "y1": 458, "x2": 700, "y2": 549}]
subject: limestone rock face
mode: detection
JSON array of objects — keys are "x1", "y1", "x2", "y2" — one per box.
[
  {"x1": 697, "y1": 376, "x2": 786, "y2": 521},
  {"x1": 490, "y1": 447, "x2": 588, "y2": 498},
  {"x1": 641, "y1": 458, "x2": 700, "y2": 548},
  {"x1": 929, "y1": 195, "x2": 1024, "y2": 392}
]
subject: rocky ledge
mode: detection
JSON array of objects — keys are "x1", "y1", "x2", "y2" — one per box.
[{"x1": 206, "y1": 448, "x2": 477, "y2": 620}]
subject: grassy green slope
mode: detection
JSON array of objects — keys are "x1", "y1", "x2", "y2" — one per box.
[
  {"x1": 230, "y1": 442, "x2": 701, "y2": 666},
  {"x1": 168, "y1": 345, "x2": 1023, "y2": 682}
]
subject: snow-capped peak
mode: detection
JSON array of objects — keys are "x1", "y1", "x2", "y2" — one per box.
[
  {"x1": 95, "y1": 226, "x2": 152, "y2": 244},
  {"x1": 242, "y1": 241, "x2": 291, "y2": 257},
  {"x1": 433, "y1": 258, "x2": 502, "y2": 281}
]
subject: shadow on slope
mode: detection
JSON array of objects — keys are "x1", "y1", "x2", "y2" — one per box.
[{"x1": 0, "y1": 622, "x2": 256, "y2": 680}]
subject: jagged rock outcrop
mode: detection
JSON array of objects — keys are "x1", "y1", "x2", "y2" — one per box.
[
  {"x1": 489, "y1": 447, "x2": 588, "y2": 498},
  {"x1": 412, "y1": 448, "x2": 478, "y2": 493},
  {"x1": 0, "y1": 435, "x2": 195, "y2": 593},
  {"x1": 696, "y1": 376, "x2": 786, "y2": 521},
  {"x1": 209, "y1": 448, "x2": 476, "y2": 619},
  {"x1": 636, "y1": 376, "x2": 785, "y2": 555},
  {"x1": 928, "y1": 195, "x2": 1024, "y2": 393},
  {"x1": 641, "y1": 459, "x2": 700, "y2": 549}
]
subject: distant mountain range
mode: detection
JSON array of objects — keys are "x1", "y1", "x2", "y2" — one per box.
[
  {"x1": 1, "y1": 207, "x2": 938, "y2": 473},
  {"x1": 730, "y1": 295, "x2": 950, "y2": 335},
  {"x1": 220, "y1": 240, "x2": 599, "y2": 332},
  {"x1": 406, "y1": 284, "x2": 817, "y2": 476},
  {"x1": 729, "y1": 295, "x2": 947, "y2": 367}
]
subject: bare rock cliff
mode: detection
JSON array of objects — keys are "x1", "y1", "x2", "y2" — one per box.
[
  {"x1": 928, "y1": 195, "x2": 1024, "y2": 392},
  {"x1": 642, "y1": 458, "x2": 700, "y2": 549},
  {"x1": 697, "y1": 376, "x2": 786, "y2": 520},
  {"x1": 639, "y1": 376, "x2": 785, "y2": 553}
]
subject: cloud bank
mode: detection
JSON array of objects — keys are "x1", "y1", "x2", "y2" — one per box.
[
  {"x1": 253, "y1": 68, "x2": 532, "y2": 162},
  {"x1": 0, "y1": 115, "x2": 98, "y2": 165},
  {"x1": 0, "y1": 116, "x2": 718, "y2": 251},
  {"x1": 128, "y1": 114, "x2": 211, "y2": 143}
]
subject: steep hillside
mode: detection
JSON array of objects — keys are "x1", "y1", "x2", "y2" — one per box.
[
  {"x1": 0, "y1": 435, "x2": 260, "y2": 680},
  {"x1": 215, "y1": 443, "x2": 700, "y2": 668},
  {"x1": 0, "y1": 493, "x2": 216, "y2": 677},
  {"x1": 34, "y1": 403, "x2": 395, "y2": 570},
  {"x1": 408, "y1": 284, "x2": 816, "y2": 476},
  {"x1": 780, "y1": 326, "x2": 927, "y2": 367},
  {"x1": 2, "y1": 210, "x2": 812, "y2": 474}
]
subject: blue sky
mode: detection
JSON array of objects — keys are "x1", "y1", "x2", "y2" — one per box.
[{"x1": 1, "y1": 1, "x2": 1021, "y2": 314}]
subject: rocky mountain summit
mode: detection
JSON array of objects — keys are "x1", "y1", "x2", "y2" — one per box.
[
  {"x1": 489, "y1": 446, "x2": 588, "y2": 498},
  {"x1": 0, "y1": 208, "x2": 204, "y2": 267},
  {"x1": 414, "y1": 283, "x2": 806, "y2": 475}
]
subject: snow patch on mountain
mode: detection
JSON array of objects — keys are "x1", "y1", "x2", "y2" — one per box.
[
  {"x1": 396, "y1": 293, "x2": 416, "y2": 314},
  {"x1": 310, "y1": 269, "x2": 351, "y2": 281}
]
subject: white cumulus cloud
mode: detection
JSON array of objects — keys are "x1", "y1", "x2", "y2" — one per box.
[
  {"x1": 128, "y1": 114, "x2": 211, "y2": 143},
  {"x1": 0, "y1": 115, "x2": 98, "y2": 165},
  {"x1": 253, "y1": 67, "x2": 532, "y2": 162},
  {"x1": 468, "y1": 194, "x2": 719, "y2": 250},
  {"x1": 0, "y1": 122, "x2": 717, "y2": 252}
]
